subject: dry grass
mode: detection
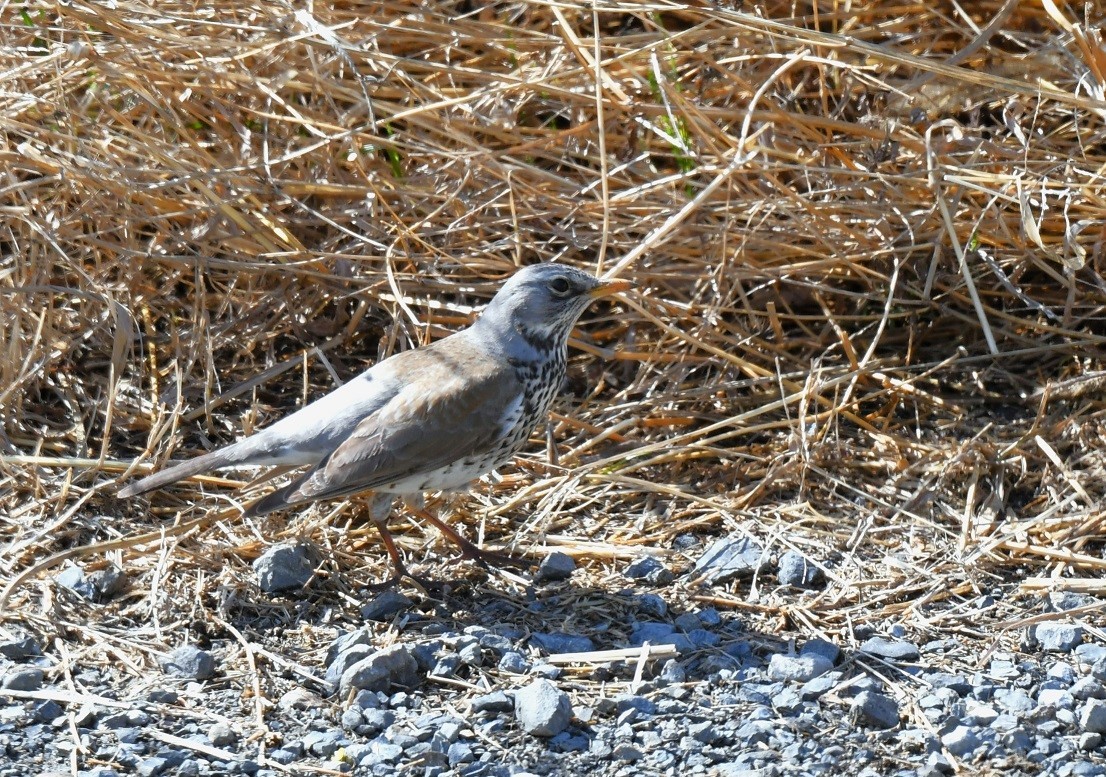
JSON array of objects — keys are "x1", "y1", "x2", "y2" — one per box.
[{"x1": 4, "y1": 0, "x2": 1106, "y2": 667}]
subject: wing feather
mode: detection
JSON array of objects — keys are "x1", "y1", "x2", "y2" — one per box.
[{"x1": 252, "y1": 337, "x2": 524, "y2": 512}]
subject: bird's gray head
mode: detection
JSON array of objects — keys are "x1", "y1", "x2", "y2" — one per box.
[{"x1": 475, "y1": 264, "x2": 630, "y2": 355}]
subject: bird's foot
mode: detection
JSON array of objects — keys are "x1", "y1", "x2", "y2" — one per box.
[{"x1": 456, "y1": 543, "x2": 531, "y2": 571}]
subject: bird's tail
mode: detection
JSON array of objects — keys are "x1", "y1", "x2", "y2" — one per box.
[{"x1": 117, "y1": 448, "x2": 238, "y2": 498}]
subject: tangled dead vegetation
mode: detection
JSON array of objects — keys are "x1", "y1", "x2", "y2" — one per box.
[{"x1": 3, "y1": 0, "x2": 1106, "y2": 662}]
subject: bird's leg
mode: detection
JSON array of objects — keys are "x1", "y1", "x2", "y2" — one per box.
[
  {"x1": 410, "y1": 506, "x2": 530, "y2": 570},
  {"x1": 365, "y1": 494, "x2": 442, "y2": 594}
]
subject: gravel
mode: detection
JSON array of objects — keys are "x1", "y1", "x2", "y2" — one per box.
[{"x1": 7, "y1": 579, "x2": 1106, "y2": 777}]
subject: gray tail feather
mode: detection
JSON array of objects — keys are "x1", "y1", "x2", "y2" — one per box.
[
  {"x1": 242, "y1": 470, "x2": 314, "y2": 518},
  {"x1": 117, "y1": 448, "x2": 236, "y2": 498}
]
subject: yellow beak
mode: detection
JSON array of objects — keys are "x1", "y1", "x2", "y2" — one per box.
[{"x1": 587, "y1": 278, "x2": 633, "y2": 298}]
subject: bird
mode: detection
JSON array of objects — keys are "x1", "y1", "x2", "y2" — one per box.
[{"x1": 119, "y1": 263, "x2": 631, "y2": 588}]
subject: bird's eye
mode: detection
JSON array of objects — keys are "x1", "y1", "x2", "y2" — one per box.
[{"x1": 549, "y1": 277, "x2": 572, "y2": 296}]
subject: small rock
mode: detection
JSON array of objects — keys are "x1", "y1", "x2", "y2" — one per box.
[
  {"x1": 858, "y1": 637, "x2": 920, "y2": 662},
  {"x1": 136, "y1": 757, "x2": 168, "y2": 777},
  {"x1": 303, "y1": 730, "x2": 345, "y2": 758},
  {"x1": 854, "y1": 691, "x2": 899, "y2": 729},
  {"x1": 326, "y1": 644, "x2": 373, "y2": 687},
  {"x1": 1081, "y1": 732, "x2": 1103, "y2": 751},
  {"x1": 1072, "y1": 677, "x2": 1106, "y2": 700},
  {"x1": 0, "y1": 637, "x2": 42, "y2": 660},
  {"x1": 941, "y1": 726, "x2": 982, "y2": 757},
  {"x1": 253, "y1": 543, "x2": 314, "y2": 593},
  {"x1": 339, "y1": 645, "x2": 419, "y2": 697},
  {"x1": 535, "y1": 553, "x2": 576, "y2": 582},
  {"x1": 636, "y1": 593, "x2": 668, "y2": 618},
  {"x1": 1029, "y1": 622, "x2": 1083, "y2": 653},
  {"x1": 530, "y1": 633, "x2": 594, "y2": 655},
  {"x1": 447, "y1": 742, "x2": 475, "y2": 766},
  {"x1": 160, "y1": 645, "x2": 216, "y2": 681},
  {"x1": 472, "y1": 690, "x2": 514, "y2": 714},
  {"x1": 629, "y1": 622, "x2": 676, "y2": 646},
  {"x1": 360, "y1": 590, "x2": 412, "y2": 621},
  {"x1": 994, "y1": 688, "x2": 1034, "y2": 714},
  {"x1": 88, "y1": 564, "x2": 129, "y2": 601},
  {"x1": 767, "y1": 654, "x2": 833, "y2": 683},
  {"x1": 659, "y1": 659, "x2": 686, "y2": 685},
  {"x1": 514, "y1": 679, "x2": 572, "y2": 737},
  {"x1": 207, "y1": 723, "x2": 236, "y2": 748},
  {"x1": 56, "y1": 565, "x2": 95, "y2": 598},
  {"x1": 498, "y1": 651, "x2": 528, "y2": 674},
  {"x1": 801, "y1": 638, "x2": 840, "y2": 664},
  {"x1": 1, "y1": 667, "x2": 44, "y2": 691},
  {"x1": 777, "y1": 551, "x2": 822, "y2": 587},
  {"x1": 612, "y1": 743, "x2": 644, "y2": 761},
  {"x1": 690, "y1": 537, "x2": 765, "y2": 584},
  {"x1": 800, "y1": 672, "x2": 842, "y2": 701},
  {"x1": 624, "y1": 557, "x2": 673, "y2": 585},
  {"x1": 927, "y1": 672, "x2": 972, "y2": 696},
  {"x1": 1081, "y1": 699, "x2": 1106, "y2": 734}
]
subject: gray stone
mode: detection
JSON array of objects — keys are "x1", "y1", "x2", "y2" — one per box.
[
  {"x1": 327, "y1": 644, "x2": 373, "y2": 686},
  {"x1": 447, "y1": 742, "x2": 475, "y2": 766},
  {"x1": 800, "y1": 672, "x2": 842, "y2": 700},
  {"x1": 858, "y1": 637, "x2": 920, "y2": 662},
  {"x1": 854, "y1": 691, "x2": 899, "y2": 729},
  {"x1": 535, "y1": 552, "x2": 576, "y2": 582},
  {"x1": 994, "y1": 688, "x2": 1035, "y2": 714},
  {"x1": 927, "y1": 672, "x2": 971, "y2": 696},
  {"x1": 267, "y1": 749, "x2": 298, "y2": 765},
  {"x1": 160, "y1": 645, "x2": 216, "y2": 681},
  {"x1": 767, "y1": 653, "x2": 833, "y2": 683},
  {"x1": 360, "y1": 589, "x2": 412, "y2": 621},
  {"x1": 691, "y1": 537, "x2": 765, "y2": 584},
  {"x1": 1081, "y1": 699, "x2": 1106, "y2": 733},
  {"x1": 1030, "y1": 622, "x2": 1084, "y2": 653},
  {"x1": 207, "y1": 723, "x2": 236, "y2": 748},
  {"x1": 659, "y1": 659, "x2": 686, "y2": 684},
  {"x1": 88, "y1": 564, "x2": 129, "y2": 600},
  {"x1": 136, "y1": 757, "x2": 168, "y2": 777},
  {"x1": 472, "y1": 690, "x2": 514, "y2": 714},
  {"x1": 1, "y1": 667, "x2": 44, "y2": 691},
  {"x1": 361, "y1": 708, "x2": 395, "y2": 734},
  {"x1": 1072, "y1": 677, "x2": 1106, "y2": 700},
  {"x1": 630, "y1": 622, "x2": 676, "y2": 646},
  {"x1": 56, "y1": 565, "x2": 95, "y2": 598},
  {"x1": 777, "y1": 551, "x2": 822, "y2": 587},
  {"x1": 339, "y1": 644, "x2": 419, "y2": 697},
  {"x1": 253, "y1": 543, "x2": 314, "y2": 593},
  {"x1": 941, "y1": 726, "x2": 982, "y2": 756},
  {"x1": 498, "y1": 651, "x2": 528, "y2": 674},
  {"x1": 514, "y1": 679, "x2": 572, "y2": 737},
  {"x1": 1081, "y1": 732, "x2": 1103, "y2": 751},
  {"x1": 624, "y1": 556, "x2": 673, "y2": 585},
  {"x1": 302, "y1": 730, "x2": 345, "y2": 757},
  {"x1": 801, "y1": 638, "x2": 840, "y2": 664},
  {"x1": 530, "y1": 632, "x2": 594, "y2": 655},
  {"x1": 612, "y1": 743, "x2": 644, "y2": 761},
  {"x1": 0, "y1": 637, "x2": 41, "y2": 660},
  {"x1": 636, "y1": 593, "x2": 668, "y2": 618}
]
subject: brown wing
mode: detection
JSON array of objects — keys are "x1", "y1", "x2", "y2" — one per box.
[{"x1": 250, "y1": 340, "x2": 523, "y2": 513}]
